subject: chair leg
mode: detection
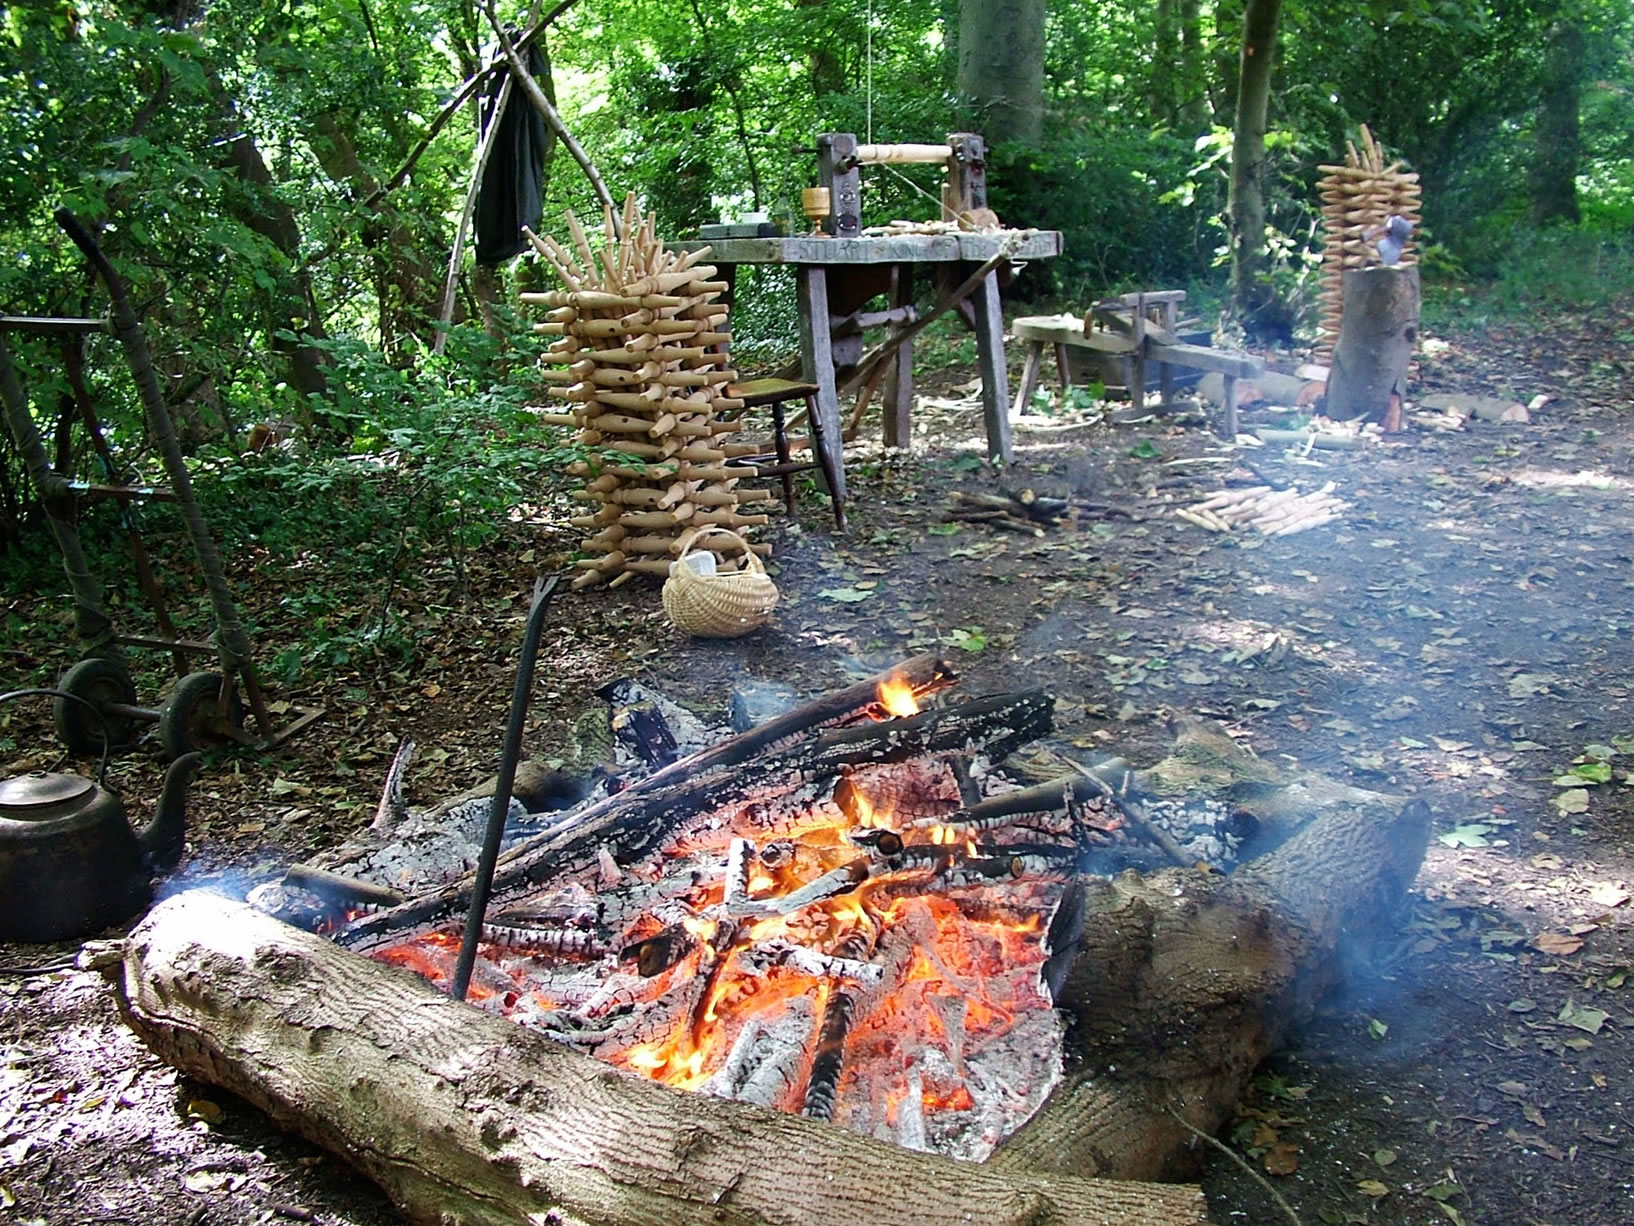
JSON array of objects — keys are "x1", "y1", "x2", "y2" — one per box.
[
  {"x1": 771, "y1": 399, "x2": 797, "y2": 510},
  {"x1": 804, "y1": 393, "x2": 845, "y2": 529}
]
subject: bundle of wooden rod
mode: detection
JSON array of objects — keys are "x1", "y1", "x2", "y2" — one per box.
[
  {"x1": 1174, "y1": 482, "x2": 1345, "y2": 537},
  {"x1": 1314, "y1": 125, "x2": 1423, "y2": 363},
  {"x1": 944, "y1": 489, "x2": 1143, "y2": 537},
  {"x1": 523, "y1": 194, "x2": 773, "y2": 590}
]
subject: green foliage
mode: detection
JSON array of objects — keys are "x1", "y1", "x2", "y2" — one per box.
[
  {"x1": 7, "y1": 0, "x2": 1634, "y2": 681},
  {"x1": 990, "y1": 125, "x2": 1213, "y2": 295}
]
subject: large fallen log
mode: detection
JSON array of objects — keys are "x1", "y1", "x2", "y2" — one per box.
[
  {"x1": 110, "y1": 892, "x2": 1212, "y2": 1226},
  {"x1": 992, "y1": 794, "x2": 1431, "y2": 1180}
]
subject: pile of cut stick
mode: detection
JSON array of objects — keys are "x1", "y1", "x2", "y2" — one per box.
[{"x1": 1175, "y1": 482, "x2": 1345, "y2": 536}]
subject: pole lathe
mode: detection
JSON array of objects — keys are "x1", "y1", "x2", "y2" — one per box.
[{"x1": 813, "y1": 132, "x2": 989, "y2": 237}]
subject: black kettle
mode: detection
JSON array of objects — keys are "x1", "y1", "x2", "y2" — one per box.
[{"x1": 0, "y1": 684, "x2": 202, "y2": 942}]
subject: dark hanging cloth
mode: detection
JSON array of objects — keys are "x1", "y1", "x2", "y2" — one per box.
[{"x1": 474, "y1": 44, "x2": 551, "y2": 265}]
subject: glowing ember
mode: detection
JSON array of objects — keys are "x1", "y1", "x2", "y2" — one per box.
[
  {"x1": 365, "y1": 714, "x2": 1071, "y2": 1159},
  {"x1": 876, "y1": 674, "x2": 921, "y2": 718}
]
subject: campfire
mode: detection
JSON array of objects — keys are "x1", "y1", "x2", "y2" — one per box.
[
  {"x1": 112, "y1": 655, "x2": 1431, "y2": 1226},
  {"x1": 333, "y1": 661, "x2": 1096, "y2": 1159}
]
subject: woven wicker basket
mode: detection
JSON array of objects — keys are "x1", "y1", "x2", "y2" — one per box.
[{"x1": 662, "y1": 527, "x2": 779, "y2": 638}]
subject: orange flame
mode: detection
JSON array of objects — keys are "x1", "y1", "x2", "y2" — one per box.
[{"x1": 877, "y1": 675, "x2": 920, "y2": 717}]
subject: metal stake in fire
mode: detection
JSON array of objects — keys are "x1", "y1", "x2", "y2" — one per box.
[{"x1": 451, "y1": 574, "x2": 560, "y2": 1001}]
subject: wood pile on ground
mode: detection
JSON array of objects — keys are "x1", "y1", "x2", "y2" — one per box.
[
  {"x1": 525, "y1": 194, "x2": 772, "y2": 589},
  {"x1": 943, "y1": 488, "x2": 1145, "y2": 536},
  {"x1": 1175, "y1": 482, "x2": 1347, "y2": 536},
  {"x1": 1315, "y1": 124, "x2": 1422, "y2": 363}
]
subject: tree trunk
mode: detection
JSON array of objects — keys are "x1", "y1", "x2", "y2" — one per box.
[
  {"x1": 311, "y1": 111, "x2": 443, "y2": 351},
  {"x1": 1177, "y1": 0, "x2": 1209, "y2": 131},
  {"x1": 1325, "y1": 265, "x2": 1420, "y2": 429},
  {"x1": 1529, "y1": 19, "x2": 1584, "y2": 226},
  {"x1": 1152, "y1": 0, "x2": 1179, "y2": 125},
  {"x1": 220, "y1": 126, "x2": 330, "y2": 402},
  {"x1": 1226, "y1": 0, "x2": 1283, "y2": 332},
  {"x1": 957, "y1": 0, "x2": 1046, "y2": 147},
  {"x1": 110, "y1": 893, "x2": 1212, "y2": 1226},
  {"x1": 799, "y1": 0, "x2": 847, "y2": 97}
]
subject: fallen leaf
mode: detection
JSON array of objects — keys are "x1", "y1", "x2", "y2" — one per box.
[
  {"x1": 185, "y1": 1098, "x2": 223, "y2": 1124},
  {"x1": 1507, "y1": 672, "x2": 1554, "y2": 698},
  {"x1": 1552, "y1": 788, "x2": 1590, "y2": 815},
  {"x1": 1589, "y1": 883, "x2": 1630, "y2": 908},
  {"x1": 1506, "y1": 998, "x2": 1537, "y2": 1013},
  {"x1": 818, "y1": 586, "x2": 874, "y2": 603},
  {"x1": 1532, "y1": 931, "x2": 1584, "y2": 956},
  {"x1": 1356, "y1": 1179, "x2": 1390, "y2": 1198},
  {"x1": 1557, "y1": 999, "x2": 1609, "y2": 1034},
  {"x1": 1495, "y1": 1081, "x2": 1529, "y2": 1097},
  {"x1": 1263, "y1": 1142, "x2": 1300, "y2": 1176},
  {"x1": 1439, "y1": 823, "x2": 1492, "y2": 848},
  {"x1": 1367, "y1": 1018, "x2": 1389, "y2": 1040},
  {"x1": 1372, "y1": 1148, "x2": 1398, "y2": 1167},
  {"x1": 1522, "y1": 1103, "x2": 1546, "y2": 1127},
  {"x1": 1505, "y1": 1127, "x2": 1565, "y2": 1160},
  {"x1": 183, "y1": 1169, "x2": 243, "y2": 1193}
]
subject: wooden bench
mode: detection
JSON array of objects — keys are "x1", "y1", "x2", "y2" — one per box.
[{"x1": 1012, "y1": 291, "x2": 1262, "y2": 438}]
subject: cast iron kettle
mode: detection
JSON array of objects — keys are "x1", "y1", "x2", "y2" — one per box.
[{"x1": 0, "y1": 687, "x2": 200, "y2": 943}]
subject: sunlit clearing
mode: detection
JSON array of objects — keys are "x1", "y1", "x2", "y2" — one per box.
[{"x1": 1513, "y1": 467, "x2": 1630, "y2": 492}]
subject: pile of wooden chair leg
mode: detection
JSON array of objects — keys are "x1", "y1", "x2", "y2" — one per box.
[{"x1": 526, "y1": 195, "x2": 773, "y2": 589}]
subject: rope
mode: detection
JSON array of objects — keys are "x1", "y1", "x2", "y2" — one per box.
[
  {"x1": 865, "y1": 0, "x2": 873, "y2": 145},
  {"x1": 875, "y1": 160, "x2": 981, "y2": 229}
]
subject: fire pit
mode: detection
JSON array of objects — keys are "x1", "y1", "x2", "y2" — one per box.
[
  {"x1": 106, "y1": 656, "x2": 1432, "y2": 1226},
  {"x1": 357, "y1": 673, "x2": 1076, "y2": 1159}
]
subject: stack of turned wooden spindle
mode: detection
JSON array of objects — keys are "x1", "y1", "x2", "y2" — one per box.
[
  {"x1": 1314, "y1": 125, "x2": 1423, "y2": 363},
  {"x1": 524, "y1": 196, "x2": 773, "y2": 590}
]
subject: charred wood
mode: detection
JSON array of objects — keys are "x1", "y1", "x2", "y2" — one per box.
[
  {"x1": 336, "y1": 688, "x2": 1052, "y2": 952},
  {"x1": 990, "y1": 796, "x2": 1432, "y2": 1181}
]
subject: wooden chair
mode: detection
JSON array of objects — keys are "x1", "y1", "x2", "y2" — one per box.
[{"x1": 725, "y1": 378, "x2": 846, "y2": 528}]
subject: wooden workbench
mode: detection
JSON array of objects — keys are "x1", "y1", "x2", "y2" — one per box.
[
  {"x1": 1012, "y1": 307, "x2": 1262, "y2": 438},
  {"x1": 669, "y1": 231, "x2": 1063, "y2": 514}
]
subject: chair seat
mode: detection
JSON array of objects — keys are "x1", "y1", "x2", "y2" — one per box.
[
  {"x1": 727, "y1": 378, "x2": 820, "y2": 406},
  {"x1": 720, "y1": 378, "x2": 844, "y2": 529}
]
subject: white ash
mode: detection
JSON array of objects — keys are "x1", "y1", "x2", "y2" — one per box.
[{"x1": 1128, "y1": 793, "x2": 1243, "y2": 868}]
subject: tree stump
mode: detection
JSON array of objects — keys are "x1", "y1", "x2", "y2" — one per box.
[{"x1": 1325, "y1": 264, "x2": 1420, "y2": 430}]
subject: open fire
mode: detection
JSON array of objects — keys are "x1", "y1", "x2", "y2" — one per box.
[{"x1": 348, "y1": 671, "x2": 1084, "y2": 1159}]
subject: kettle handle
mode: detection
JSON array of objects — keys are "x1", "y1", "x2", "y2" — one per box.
[{"x1": 0, "y1": 688, "x2": 113, "y2": 785}]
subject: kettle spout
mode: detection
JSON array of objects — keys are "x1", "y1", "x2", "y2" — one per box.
[{"x1": 139, "y1": 753, "x2": 202, "y2": 872}]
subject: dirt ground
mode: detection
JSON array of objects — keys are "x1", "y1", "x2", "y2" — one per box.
[{"x1": 6, "y1": 301, "x2": 1634, "y2": 1226}]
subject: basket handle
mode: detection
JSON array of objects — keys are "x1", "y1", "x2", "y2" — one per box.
[{"x1": 679, "y1": 525, "x2": 765, "y2": 574}]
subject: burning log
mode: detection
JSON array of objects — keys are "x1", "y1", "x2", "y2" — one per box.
[
  {"x1": 110, "y1": 892, "x2": 1213, "y2": 1226},
  {"x1": 335, "y1": 684, "x2": 1047, "y2": 953},
  {"x1": 146, "y1": 661, "x2": 1430, "y2": 1220}
]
